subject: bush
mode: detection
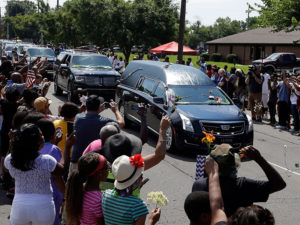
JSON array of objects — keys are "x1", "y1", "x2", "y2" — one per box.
[
  {"x1": 226, "y1": 54, "x2": 238, "y2": 63},
  {"x1": 211, "y1": 53, "x2": 222, "y2": 62},
  {"x1": 200, "y1": 53, "x2": 209, "y2": 61}
]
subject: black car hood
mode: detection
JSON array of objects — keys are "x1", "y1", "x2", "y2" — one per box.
[
  {"x1": 71, "y1": 67, "x2": 120, "y2": 76},
  {"x1": 175, "y1": 104, "x2": 245, "y2": 121}
]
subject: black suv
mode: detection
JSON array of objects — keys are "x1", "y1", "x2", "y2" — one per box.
[{"x1": 54, "y1": 52, "x2": 120, "y2": 102}]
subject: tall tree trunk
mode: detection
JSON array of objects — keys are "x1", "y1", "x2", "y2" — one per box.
[{"x1": 178, "y1": 0, "x2": 186, "y2": 62}]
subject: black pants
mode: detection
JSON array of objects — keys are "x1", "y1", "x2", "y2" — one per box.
[
  {"x1": 268, "y1": 101, "x2": 276, "y2": 124},
  {"x1": 278, "y1": 101, "x2": 289, "y2": 126}
]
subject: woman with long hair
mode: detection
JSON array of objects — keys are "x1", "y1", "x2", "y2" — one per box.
[
  {"x1": 65, "y1": 152, "x2": 109, "y2": 225},
  {"x1": 4, "y1": 123, "x2": 65, "y2": 225}
]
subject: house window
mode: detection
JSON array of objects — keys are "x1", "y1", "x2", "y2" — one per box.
[
  {"x1": 230, "y1": 45, "x2": 233, "y2": 54},
  {"x1": 215, "y1": 45, "x2": 218, "y2": 53},
  {"x1": 272, "y1": 46, "x2": 276, "y2": 53}
]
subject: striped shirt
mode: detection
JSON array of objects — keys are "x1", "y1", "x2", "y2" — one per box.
[
  {"x1": 102, "y1": 189, "x2": 149, "y2": 225},
  {"x1": 80, "y1": 190, "x2": 103, "y2": 225}
]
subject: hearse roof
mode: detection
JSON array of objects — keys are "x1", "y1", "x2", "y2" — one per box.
[{"x1": 121, "y1": 60, "x2": 212, "y2": 87}]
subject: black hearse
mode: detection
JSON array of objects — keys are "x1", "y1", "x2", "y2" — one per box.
[{"x1": 116, "y1": 60, "x2": 253, "y2": 153}]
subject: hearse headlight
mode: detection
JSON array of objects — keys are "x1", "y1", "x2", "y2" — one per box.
[
  {"x1": 75, "y1": 75, "x2": 85, "y2": 82},
  {"x1": 179, "y1": 113, "x2": 194, "y2": 132},
  {"x1": 246, "y1": 114, "x2": 253, "y2": 132}
]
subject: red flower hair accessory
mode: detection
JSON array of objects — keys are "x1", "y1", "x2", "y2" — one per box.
[{"x1": 129, "y1": 154, "x2": 144, "y2": 168}]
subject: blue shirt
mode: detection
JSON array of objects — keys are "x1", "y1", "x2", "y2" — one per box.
[
  {"x1": 40, "y1": 143, "x2": 63, "y2": 225},
  {"x1": 102, "y1": 189, "x2": 148, "y2": 225},
  {"x1": 277, "y1": 81, "x2": 289, "y2": 103},
  {"x1": 71, "y1": 113, "x2": 116, "y2": 162}
]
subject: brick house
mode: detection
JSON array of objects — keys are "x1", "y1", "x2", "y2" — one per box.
[{"x1": 207, "y1": 28, "x2": 300, "y2": 65}]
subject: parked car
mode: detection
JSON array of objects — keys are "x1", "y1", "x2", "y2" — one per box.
[
  {"x1": 25, "y1": 47, "x2": 56, "y2": 80},
  {"x1": 54, "y1": 52, "x2": 120, "y2": 102},
  {"x1": 116, "y1": 60, "x2": 253, "y2": 153},
  {"x1": 252, "y1": 52, "x2": 300, "y2": 73}
]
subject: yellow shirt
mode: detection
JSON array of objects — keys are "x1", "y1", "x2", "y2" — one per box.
[{"x1": 53, "y1": 120, "x2": 72, "y2": 155}]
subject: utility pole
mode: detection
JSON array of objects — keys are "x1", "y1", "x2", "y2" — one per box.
[
  {"x1": 6, "y1": 2, "x2": 9, "y2": 39},
  {"x1": 57, "y1": 0, "x2": 59, "y2": 9},
  {"x1": 177, "y1": 0, "x2": 186, "y2": 63}
]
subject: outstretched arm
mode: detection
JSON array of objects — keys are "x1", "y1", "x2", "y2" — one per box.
[
  {"x1": 144, "y1": 116, "x2": 171, "y2": 170},
  {"x1": 205, "y1": 157, "x2": 227, "y2": 225},
  {"x1": 240, "y1": 146, "x2": 286, "y2": 193},
  {"x1": 110, "y1": 102, "x2": 125, "y2": 128}
]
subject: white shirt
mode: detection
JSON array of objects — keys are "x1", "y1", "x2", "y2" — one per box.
[
  {"x1": 189, "y1": 62, "x2": 194, "y2": 67},
  {"x1": 108, "y1": 56, "x2": 114, "y2": 64},
  {"x1": 262, "y1": 73, "x2": 270, "y2": 94},
  {"x1": 112, "y1": 58, "x2": 119, "y2": 69},
  {"x1": 290, "y1": 84, "x2": 300, "y2": 104}
]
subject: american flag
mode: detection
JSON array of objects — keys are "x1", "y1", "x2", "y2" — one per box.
[{"x1": 26, "y1": 69, "x2": 36, "y2": 88}]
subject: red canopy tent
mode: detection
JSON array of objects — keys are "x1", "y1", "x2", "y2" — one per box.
[{"x1": 150, "y1": 41, "x2": 197, "y2": 55}]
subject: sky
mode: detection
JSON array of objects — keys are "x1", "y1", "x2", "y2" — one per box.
[{"x1": 1, "y1": 0, "x2": 263, "y2": 26}]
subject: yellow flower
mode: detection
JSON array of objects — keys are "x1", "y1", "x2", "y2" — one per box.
[
  {"x1": 209, "y1": 90, "x2": 213, "y2": 94},
  {"x1": 201, "y1": 131, "x2": 216, "y2": 144},
  {"x1": 147, "y1": 191, "x2": 168, "y2": 206}
]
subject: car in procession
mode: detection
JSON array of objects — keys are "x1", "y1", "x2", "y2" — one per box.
[
  {"x1": 116, "y1": 60, "x2": 253, "y2": 153},
  {"x1": 54, "y1": 51, "x2": 120, "y2": 102},
  {"x1": 25, "y1": 47, "x2": 56, "y2": 80}
]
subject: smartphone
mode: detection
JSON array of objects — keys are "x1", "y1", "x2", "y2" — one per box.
[
  {"x1": 67, "y1": 121, "x2": 74, "y2": 137},
  {"x1": 105, "y1": 102, "x2": 111, "y2": 109}
]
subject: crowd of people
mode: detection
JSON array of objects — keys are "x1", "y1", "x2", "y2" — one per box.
[
  {"x1": 0, "y1": 53, "x2": 287, "y2": 225},
  {"x1": 196, "y1": 59, "x2": 300, "y2": 135}
]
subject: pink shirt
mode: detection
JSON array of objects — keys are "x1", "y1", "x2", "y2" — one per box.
[
  {"x1": 82, "y1": 139, "x2": 102, "y2": 156},
  {"x1": 80, "y1": 190, "x2": 103, "y2": 225}
]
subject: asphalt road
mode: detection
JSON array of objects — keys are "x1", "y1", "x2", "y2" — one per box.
[{"x1": 0, "y1": 85, "x2": 300, "y2": 225}]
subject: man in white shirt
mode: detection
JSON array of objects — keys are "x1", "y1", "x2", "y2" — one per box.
[
  {"x1": 261, "y1": 68, "x2": 270, "y2": 120},
  {"x1": 187, "y1": 58, "x2": 194, "y2": 67},
  {"x1": 108, "y1": 52, "x2": 114, "y2": 64},
  {"x1": 115, "y1": 56, "x2": 125, "y2": 73}
]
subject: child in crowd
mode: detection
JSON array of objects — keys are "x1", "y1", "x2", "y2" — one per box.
[
  {"x1": 102, "y1": 154, "x2": 161, "y2": 225},
  {"x1": 38, "y1": 118, "x2": 64, "y2": 225},
  {"x1": 65, "y1": 152, "x2": 109, "y2": 225}
]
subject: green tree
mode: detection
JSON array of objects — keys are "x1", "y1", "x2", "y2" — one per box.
[
  {"x1": 107, "y1": 0, "x2": 178, "y2": 62},
  {"x1": 5, "y1": 0, "x2": 36, "y2": 16},
  {"x1": 257, "y1": 0, "x2": 300, "y2": 31}
]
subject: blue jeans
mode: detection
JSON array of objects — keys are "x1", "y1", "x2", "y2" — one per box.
[{"x1": 291, "y1": 104, "x2": 299, "y2": 130}]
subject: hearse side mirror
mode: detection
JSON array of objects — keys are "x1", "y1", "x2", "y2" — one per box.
[{"x1": 153, "y1": 97, "x2": 165, "y2": 104}]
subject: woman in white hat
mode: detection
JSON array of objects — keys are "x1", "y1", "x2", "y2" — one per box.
[{"x1": 102, "y1": 154, "x2": 161, "y2": 225}]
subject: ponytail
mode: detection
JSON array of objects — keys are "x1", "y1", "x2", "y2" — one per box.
[{"x1": 65, "y1": 170, "x2": 87, "y2": 223}]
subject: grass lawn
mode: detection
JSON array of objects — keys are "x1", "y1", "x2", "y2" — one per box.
[{"x1": 115, "y1": 53, "x2": 249, "y2": 73}]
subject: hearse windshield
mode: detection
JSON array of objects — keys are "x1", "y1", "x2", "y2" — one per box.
[{"x1": 168, "y1": 85, "x2": 231, "y2": 105}]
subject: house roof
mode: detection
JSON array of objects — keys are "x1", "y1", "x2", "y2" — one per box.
[{"x1": 207, "y1": 28, "x2": 300, "y2": 45}]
